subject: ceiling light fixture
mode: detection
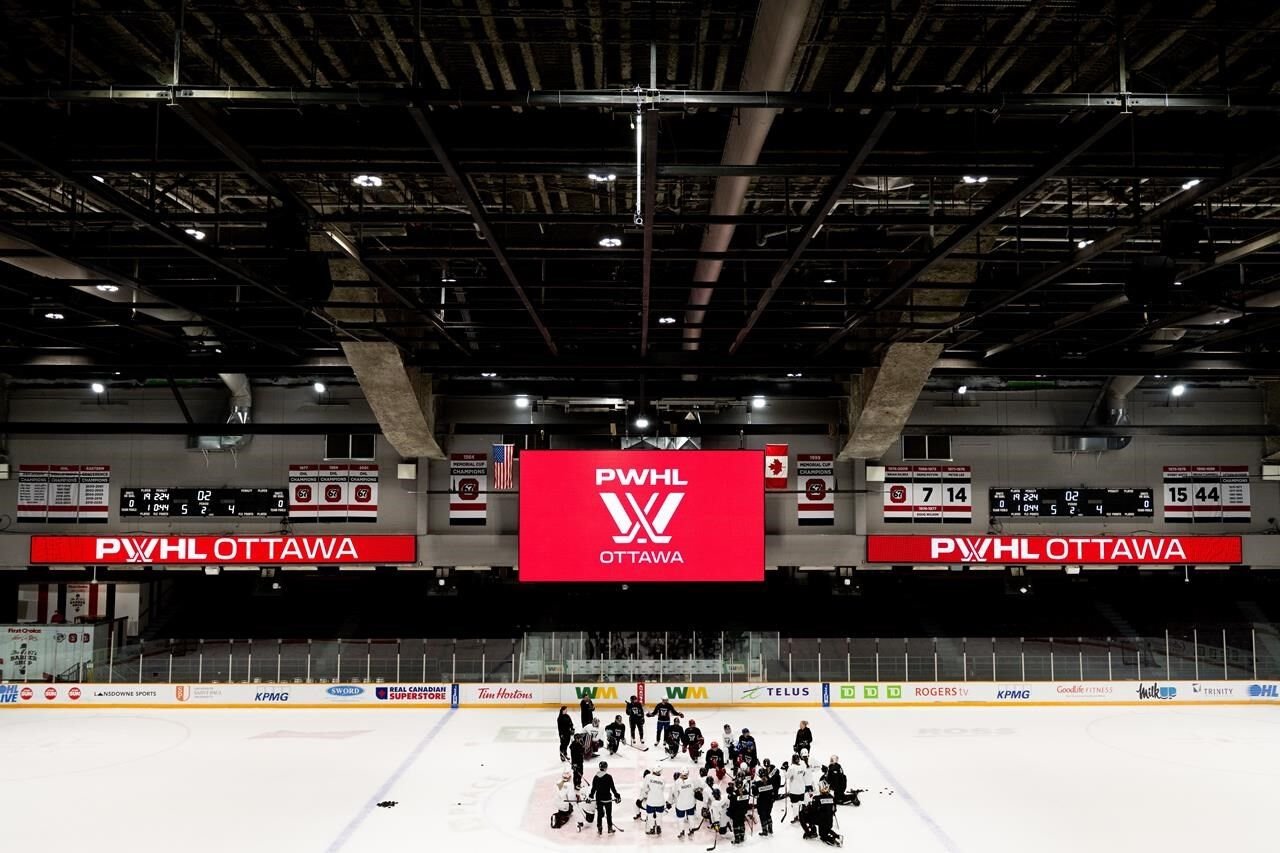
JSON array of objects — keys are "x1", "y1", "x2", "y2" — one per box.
[
  {"x1": 352, "y1": 174, "x2": 383, "y2": 188},
  {"x1": 91, "y1": 175, "x2": 106, "y2": 183},
  {"x1": 786, "y1": 372, "x2": 803, "y2": 378},
  {"x1": 634, "y1": 416, "x2": 650, "y2": 429},
  {"x1": 185, "y1": 228, "x2": 206, "y2": 241},
  {"x1": 1077, "y1": 239, "x2": 1094, "y2": 249},
  {"x1": 44, "y1": 312, "x2": 64, "y2": 320},
  {"x1": 957, "y1": 385, "x2": 968, "y2": 395},
  {"x1": 1171, "y1": 383, "x2": 1186, "y2": 397},
  {"x1": 598, "y1": 236, "x2": 622, "y2": 248},
  {"x1": 95, "y1": 283, "x2": 120, "y2": 293},
  {"x1": 962, "y1": 175, "x2": 989, "y2": 184},
  {"x1": 751, "y1": 396, "x2": 766, "y2": 410},
  {"x1": 1181, "y1": 178, "x2": 1202, "y2": 191},
  {"x1": 821, "y1": 278, "x2": 837, "y2": 285},
  {"x1": 588, "y1": 172, "x2": 618, "y2": 182},
  {"x1": 90, "y1": 382, "x2": 105, "y2": 394},
  {"x1": 658, "y1": 316, "x2": 676, "y2": 325},
  {"x1": 515, "y1": 395, "x2": 530, "y2": 409},
  {"x1": 313, "y1": 382, "x2": 327, "y2": 394},
  {"x1": 480, "y1": 372, "x2": 497, "y2": 378},
  {"x1": 441, "y1": 273, "x2": 457, "y2": 283}
]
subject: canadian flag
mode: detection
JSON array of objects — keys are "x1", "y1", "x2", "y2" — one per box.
[{"x1": 765, "y1": 444, "x2": 789, "y2": 490}]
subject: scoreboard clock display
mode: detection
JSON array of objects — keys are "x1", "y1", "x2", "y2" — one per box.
[
  {"x1": 989, "y1": 487, "x2": 1154, "y2": 518},
  {"x1": 119, "y1": 488, "x2": 287, "y2": 519}
]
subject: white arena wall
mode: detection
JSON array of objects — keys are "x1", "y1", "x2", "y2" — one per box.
[{"x1": 3, "y1": 680, "x2": 1277, "y2": 708}]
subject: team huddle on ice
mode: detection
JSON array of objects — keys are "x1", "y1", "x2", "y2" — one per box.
[{"x1": 554, "y1": 694, "x2": 860, "y2": 846}]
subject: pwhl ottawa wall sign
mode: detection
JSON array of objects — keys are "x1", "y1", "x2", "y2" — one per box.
[
  {"x1": 866, "y1": 535, "x2": 1242, "y2": 564},
  {"x1": 518, "y1": 450, "x2": 764, "y2": 582},
  {"x1": 29, "y1": 535, "x2": 417, "y2": 565}
]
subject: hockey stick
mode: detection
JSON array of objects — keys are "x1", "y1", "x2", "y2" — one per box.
[
  {"x1": 705, "y1": 826, "x2": 721, "y2": 852},
  {"x1": 624, "y1": 742, "x2": 649, "y2": 753}
]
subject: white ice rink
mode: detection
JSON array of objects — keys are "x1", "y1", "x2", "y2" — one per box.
[{"x1": 3, "y1": 705, "x2": 1278, "y2": 852}]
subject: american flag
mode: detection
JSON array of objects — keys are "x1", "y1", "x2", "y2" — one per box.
[{"x1": 492, "y1": 443, "x2": 515, "y2": 490}]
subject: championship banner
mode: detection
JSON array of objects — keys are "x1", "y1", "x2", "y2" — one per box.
[
  {"x1": 518, "y1": 450, "x2": 764, "y2": 582},
  {"x1": 883, "y1": 465, "x2": 971, "y2": 524},
  {"x1": 30, "y1": 535, "x2": 416, "y2": 565},
  {"x1": 796, "y1": 454, "x2": 835, "y2": 526},
  {"x1": 290, "y1": 464, "x2": 379, "y2": 523},
  {"x1": 17, "y1": 465, "x2": 110, "y2": 523},
  {"x1": 866, "y1": 534, "x2": 1242, "y2": 565},
  {"x1": 1163, "y1": 466, "x2": 1250, "y2": 523},
  {"x1": 764, "y1": 444, "x2": 788, "y2": 490},
  {"x1": 450, "y1": 453, "x2": 488, "y2": 526}
]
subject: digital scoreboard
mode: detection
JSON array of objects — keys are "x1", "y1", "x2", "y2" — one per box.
[
  {"x1": 989, "y1": 487, "x2": 1154, "y2": 518},
  {"x1": 119, "y1": 488, "x2": 287, "y2": 519}
]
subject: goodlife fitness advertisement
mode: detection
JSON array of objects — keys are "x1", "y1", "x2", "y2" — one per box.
[
  {"x1": 866, "y1": 534, "x2": 1243, "y2": 564},
  {"x1": 29, "y1": 535, "x2": 417, "y2": 565},
  {"x1": 518, "y1": 450, "x2": 764, "y2": 582}
]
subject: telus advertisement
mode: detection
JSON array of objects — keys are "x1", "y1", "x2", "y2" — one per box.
[{"x1": 518, "y1": 450, "x2": 764, "y2": 582}]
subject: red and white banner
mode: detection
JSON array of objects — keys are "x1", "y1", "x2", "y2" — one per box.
[
  {"x1": 764, "y1": 444, "x2": 788, "y2": 490},
  {"x1": 17, "y1": 464, "x2": 110, "y2": 523},
  {"x1": 1163, "y1": 466, "x2": 1250, "y2": 523},
  {"x1": 883, "y1": 465, "x2": 971, "y2": 524},
  {"x1": 29, "y1": 535, "x2": 416, "y2": 565},
  {"x1": 866, "y1": 535, "x2": 1242, "y2": 565},
  {"x1": 518, "y1": 450, "x2": 764, "y2": 582},
  {"x1": 450, "y1": 453, "x2": 488, "y2": 526},
  {"x1": 290, "y1": 464, "x2": 379, "y2": 522},
  {"x1": 796, "y1": 454, "x2": 835, "y2": 526}
]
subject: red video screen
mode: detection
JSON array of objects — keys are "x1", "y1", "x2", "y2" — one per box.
[{"x1": 518, "y1": 450, "x2": 764, "y2": 582}]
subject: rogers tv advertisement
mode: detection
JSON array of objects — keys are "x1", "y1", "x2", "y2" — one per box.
[{"x1": 518, "y1": 450, "x2": 764, "y2": 582}]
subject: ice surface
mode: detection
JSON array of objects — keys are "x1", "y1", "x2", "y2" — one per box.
[{"x1": 2, "y1": 705, "x2": 1277, "y2": 852}]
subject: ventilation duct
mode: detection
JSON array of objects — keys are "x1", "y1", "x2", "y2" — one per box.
[
  {"x1": 1054, "y1": 376, "x2": 1141, "y2": 452},
  {"x1": 188, "y1": 373, "x2": 253, "y2": 453}
]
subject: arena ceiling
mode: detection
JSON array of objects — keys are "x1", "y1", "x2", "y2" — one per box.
[{"x1": 2, "y1": 1, "x2": 1280, "y2": 399}]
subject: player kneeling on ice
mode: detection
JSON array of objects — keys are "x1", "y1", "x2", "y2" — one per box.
[
  {"x1": 702, "y1": 786, "x2": 730, "y2": 839},
  {"x1": 582, "y1": 717, "x2": 603, "y2": 760},
  {"x1": 551, "y1": 771, "x2": 576, "y2": 829},
  {"x1": 669, "y1": 768, "x2": 700, "y2": 838},
  {"x1": 664, "y1": 718, "x2": 685, "y2": 759},
  {"x1": 605, "y1": 715, "x2": 626, "y2": 755},
  {"x1": 704, "y1": 741, "x2": 727, "y2": 781},
  {"x1": 684, "y1": 719, "x2": 704, "y2": 763},
  {"x1": 577, "y1": 779, "x2": 598, "y2": 831},
  {"x1": 641, "y1": 767, "x2": 668, "y2": 835},
  {"x1": 821, "y1": 755, "x2": 860, "y2": 806}
]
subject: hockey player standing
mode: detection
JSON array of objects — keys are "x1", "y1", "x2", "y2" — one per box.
[
  {"x1": 557, "y1": 706, "x2": 575, "y2": 761},
  {"x1": 753, "y1": 759, "x2": 781, "y2": 836},
  {"x1": 785, "y1": 756, "x2": 807, "y2": 815},
  {"x1": 589, "y1": 760, "x2": 621, "y2": 835},
  {"x1": 669, "y1": 768, "x2": 699, "y2": 838},
  {"x1": 794, "y1": 720, "x2": 814, "y2": 756},
  {"x1": 625, "y1": 694, "x2": 646, "y2": 744},
  {"x1": 569, "y1": 733, "x2": 586, "y2": 788},
  {"x1": 683, "y1": 719, "x2": 705, "y2": 763},
  {"x1": 604, "y1": 715, "x2": 626, "y2": 755},
  {"x1": 727, "y1": 776, "x2": 753, "y2": 845},
  {"x1": 647, "y1": 697, "x2": 681, "y2": 746},
  {"x1": 580, "y1": 693, "x2": 596, "y2": 727},
  {"x1": 641, "y1": 767, "x2": 667, "y2": 835}
]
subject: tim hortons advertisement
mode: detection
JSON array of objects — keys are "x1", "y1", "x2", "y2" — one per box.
[
  {"x1": 866, "y1": 535, "x2": 1242, "y2": 565},
  {"x1": 518, "y1": 450, "x2": 765, "y2": 582},
  {"x1": 29, "y1": 535, "x2": 417, "y2": 565}
]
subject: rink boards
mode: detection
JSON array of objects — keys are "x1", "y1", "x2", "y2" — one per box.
[{"x1": 1, "y1": 679, "x2": 1277, "y2": 708}]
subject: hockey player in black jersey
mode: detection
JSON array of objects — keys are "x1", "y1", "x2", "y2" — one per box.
[
  {"x1": 683, "y1": 719, "x2": 704, "y2": 763},
  {"x1": 753, "y1": 759, "x2": 781, "y2": 836},
  {"x1": 580, "y1": 694, "x2": 595, "y2": 727},
  {"x1": 664, "y1": 718, "x2": 685, "y2": 758},
  {"x1": 647, "y1": 697, "x2": 682, "y2": 746},
  {"x1": 604, "y1": 715, "x2": 626, "y2": 755},
  {"x1": 736, "y1": 727, "x2": 759, "y2": 766},
  {"x1": 704, "y1": 741, "x2": 727, "y2": 781},
  {"x1": 625, "y1": 695, "x2": 646, "y2": 743},
  {"x1": 727, "y1": 776, "x2": 753, "y2": 845}
]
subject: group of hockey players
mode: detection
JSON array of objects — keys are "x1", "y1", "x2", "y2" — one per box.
[{"x1": 554, "y1": 696, "x2": 861, "y2": 846}]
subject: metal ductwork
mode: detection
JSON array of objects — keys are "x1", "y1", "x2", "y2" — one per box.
[
  {"x1": 1055, "y1": 376, "x2": 1142, "y2": 453},
  {"x1": 683, "y1": 0, "x2": 815, "y2": 350},
  {"x1": 0, "y1": 231, "x2": 252, "y2": 451}
]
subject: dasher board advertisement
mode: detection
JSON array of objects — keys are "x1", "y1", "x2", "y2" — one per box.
[
  {"x1": 30, "y1": 535, "x2": 417, "y2": 565},
  {"x1": 866, "y1": 534, "x2": 1242, "y2": 565},
  {"x1": 518, "y1": 450, "x2": 764, "y2": 582}
]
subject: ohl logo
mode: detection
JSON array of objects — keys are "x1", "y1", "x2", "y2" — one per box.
[
  {"x1": 575, "y1": 686, "x2": 618, "y2": 700},
  {"x1": 665, "y1": 686, "x2": 708, "y2": 700}
]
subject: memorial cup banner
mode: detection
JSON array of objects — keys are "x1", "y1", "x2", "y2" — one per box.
[
  {"x1": 1162, "y1": 466, "x2": 1250, "y2": 523},
  {"x1": 796, "y1": 454, "x2": 835, "y2": 526},
  {"x1": 290, "y1": 464, "x2": 378, "y2": 522},
  {"x1": 450, "y1": 453, "x2": 488, "y2": 526}
]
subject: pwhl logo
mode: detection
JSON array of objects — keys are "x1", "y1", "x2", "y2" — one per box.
[
  {"x1": 665, "y1": 686, "x2": 708, "y2": 700},
  {"x1": 575, "y1": 686, "x2": 618, "y2": 700},
  {"x1": 596, "y1": 468, "x2": 685, "y2": 564}
]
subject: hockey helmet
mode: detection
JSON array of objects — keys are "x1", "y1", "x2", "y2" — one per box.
[
  {"x1": 688, "y1": 719, "x2": 695, "y2": 726},
  {"x1": 800, "y1": 747, "x2": 809, "y2": 757},
  {"x1": 599, "y1": 761, "x2": 608, "y2": 770},
  {"x1": 741, "y1": 728, "x2": 750, "y2": 734},
  {"x1": 762, "y1": 758, "x2": 772, "y2": 767},
  {"x1": 710, "y1": 741, "x2": 719, "y2": 748}
]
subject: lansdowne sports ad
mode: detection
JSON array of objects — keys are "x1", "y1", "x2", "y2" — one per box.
[{"x1": 518, "y1": 450, "x2": 765, "y2": 582}]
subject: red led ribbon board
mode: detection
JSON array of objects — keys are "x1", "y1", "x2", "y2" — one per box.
[
  {"x1": 30, "y1": 535, "x2": 416, "y2": 565},
  {"x1": 518, "y1": 450, "x2": 764, "y2": 582},
  {"x1": 866, "y1": 535, "x2": 1242, "y2": 565}
]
